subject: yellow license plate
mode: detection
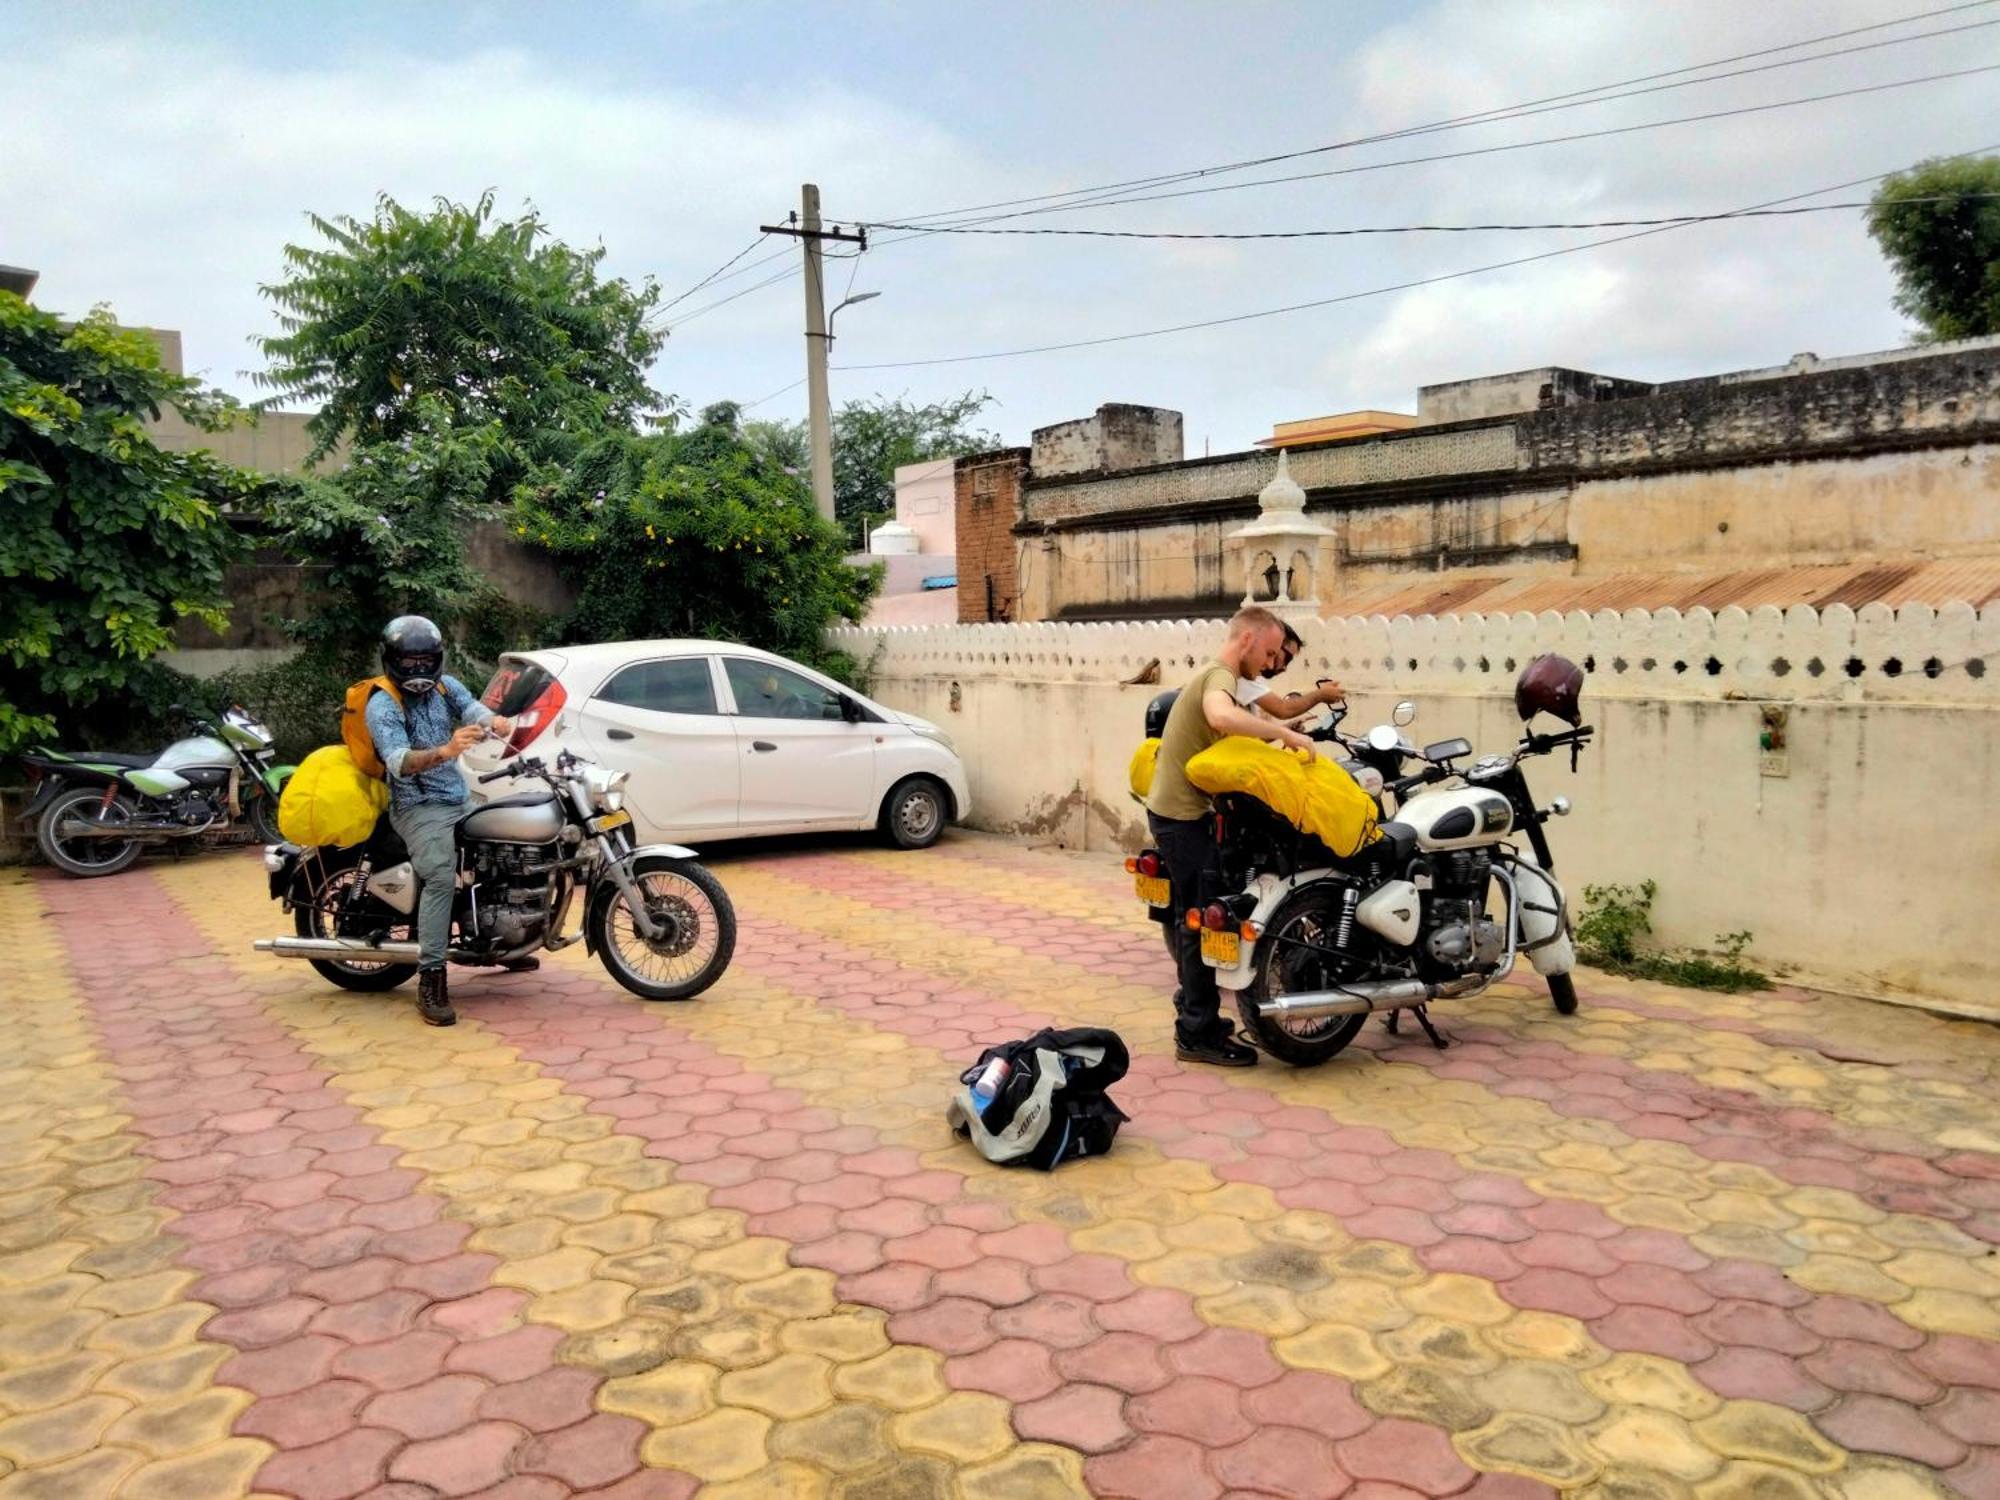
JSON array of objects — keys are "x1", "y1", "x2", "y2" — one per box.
[
  {"x1": 589, "y1": 810, "x2": 632, "y2": 832},
  {"x1": 1134, "y1": 874, "x2": 1170, "y2": 907},
  {"x1": 1200, "y1": 928, "x2": 1241, "y2": 965}
]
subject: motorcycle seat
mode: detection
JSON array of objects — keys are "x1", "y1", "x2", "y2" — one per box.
[
  {"x1": 71, "y1": 751, "x2": 156, "y2": 768},
  {"x1": 1375, "y1": 821, "x2": 1418, "y2": 866}
]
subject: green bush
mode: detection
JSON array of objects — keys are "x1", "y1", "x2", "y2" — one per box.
[{"x1": 1575, "y1": 880, "x2": 1769, "y2": 993}]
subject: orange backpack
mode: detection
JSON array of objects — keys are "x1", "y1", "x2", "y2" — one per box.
[{"x1": 340, "y1": 676, "x2": 441, "y2": 780}]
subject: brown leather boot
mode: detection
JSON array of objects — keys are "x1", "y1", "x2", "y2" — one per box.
[{"x1": 417, "y1": 968, "x2": 456, "y2": 1026}]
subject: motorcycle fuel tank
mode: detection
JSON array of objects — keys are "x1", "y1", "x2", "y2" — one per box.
[
  {"x1": 153, "y1": 735, "x2": 235, "y2": 773},
  {"x1": 461, "y1": 793, "x2": 565, "y2": 844},
  {"x1": 1397, "y1": 787, "x2": 1512, "y2": 851}
]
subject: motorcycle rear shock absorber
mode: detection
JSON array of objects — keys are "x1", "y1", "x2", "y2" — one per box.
[{"x1": 1334, "y1": 885, "x2": 1359, "y2": 950}]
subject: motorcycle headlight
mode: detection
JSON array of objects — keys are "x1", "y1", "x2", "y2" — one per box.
[{"x1": 603, "y1": 770, "x2": 629, "y2": 813}]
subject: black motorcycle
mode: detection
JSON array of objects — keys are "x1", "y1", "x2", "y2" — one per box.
[{"x1": 255, "y1": 749, "x2": 735, "y2": 1002}]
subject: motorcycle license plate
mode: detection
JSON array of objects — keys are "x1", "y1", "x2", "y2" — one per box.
[
  {"x1": 1133, "y1": 874, "x2": 1170, "y2": 907},
  {"x1": 589, "y1": 811, "x2": 631, "y2": 832},
  {"x1": 1200, "y1": 929, "x2": 1240, "y2": 965}
]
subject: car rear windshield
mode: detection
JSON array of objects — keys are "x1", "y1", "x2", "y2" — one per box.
[{"x1": 481, "y1": 659, "x2": 556, "y2": 716}]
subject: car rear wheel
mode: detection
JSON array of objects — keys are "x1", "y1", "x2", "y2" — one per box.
[{"x1": 880, "y1": 776, "x2": 949, "y2": 850}]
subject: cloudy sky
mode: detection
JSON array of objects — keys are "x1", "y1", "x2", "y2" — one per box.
[{"x1": 6, "y1": 0, "x2": 1995, "y2": 453}]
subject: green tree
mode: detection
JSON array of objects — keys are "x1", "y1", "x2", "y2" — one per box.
[
  {"x1": 258, "y1": 398, "x2": 500, "y2": 662},
  {"x1": 511, "y1": 408, "x2": 878, "y2": 677},
  {"x1": 1867, "y1": 155, "x2": 2000, "y2": 341},
  {"x1": 746, "y1": 391, "x2": 997, "y2": 549},
  {"x1": 0, "y1": 295, "x2": 258, "y2": 754},
  {"x1": 255, "y1": 192, "x2": 672, "y2": 480}
]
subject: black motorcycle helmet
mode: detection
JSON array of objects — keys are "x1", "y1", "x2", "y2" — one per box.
[
  {"x1": 382, "y1": 615, "x2": 447, "y2": 695},
  {"x1": 1515, "y1": 653, "x2": 1584, "y2": 726},
  {"x1": 1144, "y1": 689, "x2": 1180, "y2": 739}
]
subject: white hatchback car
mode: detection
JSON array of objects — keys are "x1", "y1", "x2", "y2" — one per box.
[{"x1": 464, "y1": 641, "x2": 969, "y2": 849}]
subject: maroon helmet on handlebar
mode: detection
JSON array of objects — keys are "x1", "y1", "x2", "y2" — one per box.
[{"x1": 1515, "y1": 654, "x2": 1584, "y2": 726}]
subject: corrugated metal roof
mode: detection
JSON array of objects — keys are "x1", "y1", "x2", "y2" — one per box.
[{"x1": 1331, "y1": 559, "x2": 2000, "y2": 618}]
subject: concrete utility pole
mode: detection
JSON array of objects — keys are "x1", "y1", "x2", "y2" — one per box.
[{"x1": 762, "y1": 185, "x2": 866, "y2": 526}]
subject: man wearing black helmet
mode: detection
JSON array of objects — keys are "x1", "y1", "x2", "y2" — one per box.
[{"x1": 365, "y1": 615, "x2": 521, "y2": 1026}]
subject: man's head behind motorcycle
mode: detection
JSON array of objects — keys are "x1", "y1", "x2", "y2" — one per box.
[{"x1": 1259, "y1": 624, "x2": 1304, "y2": 681}]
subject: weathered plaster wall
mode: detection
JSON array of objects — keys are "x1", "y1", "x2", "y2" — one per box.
[
  {"x1": 1030, "y1": 404, "x2": 1184, "y2": 479},
  {"x1": 832, "y1": 602, "x2": 2000, "y2": 1014},
  {"x1": 1004, "y1": 345, "x2": 2000, "y2": 620}
]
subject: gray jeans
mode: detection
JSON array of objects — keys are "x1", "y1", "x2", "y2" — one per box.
[{"x1": 389, "y1": 801, "x2": 468, "y2": 970}]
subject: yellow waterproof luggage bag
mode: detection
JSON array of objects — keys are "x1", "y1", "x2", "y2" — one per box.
[
  {"x1": 278, "y1": 744, "x2": 390, "y2": 849},
  {"x1": 1127, "y1": 738, "x2": 1162, "y2": 802},
  {"x1": 1184, "y1": 736, "x2": 1379, "y2": 857}
]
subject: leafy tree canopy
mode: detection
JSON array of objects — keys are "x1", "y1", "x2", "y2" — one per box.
[
  {"x1": 1867, "y1": 155, "x2": 2000, "y2": 341},
  {"x1": 256, "y1": 192, "x2": 671, "y2": 479},
  {"x1": 0, "y1": 294, "x2": 258, "y2": 754},
  {"x1": 745, "y1": 391, "x2": 997, "y2": 549},
  {"x1": 511, "y1": 408, "x2": 878, "y2": 677}
]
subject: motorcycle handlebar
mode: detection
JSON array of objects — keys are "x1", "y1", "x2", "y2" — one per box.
[
  {"x1": 476, "y1": 755, "x2": 546, "y2": 785},
  {"x1": 1521, "y1": 724, "x2": 1594, "y2": 755},
  {"x1": 1387, "y1": 764, "x2": 1449, "y2": 799}
]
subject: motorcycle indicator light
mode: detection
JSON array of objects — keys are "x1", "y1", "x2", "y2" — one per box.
[
  {"x1": 1240, "y1": 920, "x2": 1261, "y2": 941},
  {"x1": 1124, "y1": 857, "x2": 1139, "y2": 874},
  {"x1": 1184, "y1": 909, "x2": 1203, "y2": 930}
]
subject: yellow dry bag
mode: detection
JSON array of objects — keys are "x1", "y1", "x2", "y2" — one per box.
[
  {"x1": 1127, "y1": 738, "x2": 1162, "y2": 802},
  {"x1": 278, "y1": 744, "x2": 390, "y2": 849},
  {"x1": 1184, "y1": 736, "x2": 1379, "y2": 858}
]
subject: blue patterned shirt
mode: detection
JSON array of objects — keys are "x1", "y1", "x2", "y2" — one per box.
[{"x1": 364, "y1": 675, "x2": 494, "y2": 810}]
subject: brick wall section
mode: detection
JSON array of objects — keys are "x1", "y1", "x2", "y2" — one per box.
[{"x1": 954, "y1": 448, "x2": 1029, "y2": 622}]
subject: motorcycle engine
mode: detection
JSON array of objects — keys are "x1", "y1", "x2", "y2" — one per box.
[
  {"x1": 1421, "y1": 850, "x2": 1505, "y2": 972},
  {"x1": 173, "y1": 791, "x2": 226, "y2": 826},
  {"x1": 471, "y1": 843, "x2": 558, "y2": 949}
]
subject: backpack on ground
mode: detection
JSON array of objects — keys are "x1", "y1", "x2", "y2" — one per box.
[
  {"x1": 947, "y1": 1027, "x2": 1131, "y2": 1169},
  {"x1": 340, "y1": 676, "x2": 439, "y2": 780}
]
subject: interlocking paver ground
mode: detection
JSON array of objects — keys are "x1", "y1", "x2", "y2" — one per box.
[{"x1": 2, "y1": 830, "x2": 1997, "y2": 1497}]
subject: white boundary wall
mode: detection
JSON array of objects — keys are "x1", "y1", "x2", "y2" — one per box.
[{"x1": 831, "y1": 603, "x2": 2000, "y2": 1015}]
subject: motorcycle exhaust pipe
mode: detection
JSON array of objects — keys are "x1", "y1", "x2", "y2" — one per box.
[
  {"x1": 1258, "y1": 973, "x2": 1492, "y2": 1022},
  {"x1": 253, "y1": 937, "x2": 541, "y2": 966},
  {"x1": 255, "y1": 936, "x2": 424, "y2": 963}
]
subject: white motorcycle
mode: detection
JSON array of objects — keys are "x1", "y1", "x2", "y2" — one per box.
[{"x1": 1152, "y1": 657, "x2": 1590, "y2": 1066}]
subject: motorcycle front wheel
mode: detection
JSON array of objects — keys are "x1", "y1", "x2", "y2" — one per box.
[
  {"x1": 592, "y1": 856, "x2": 736, "y2": 1001},
  {"x1": 1235, "y1": 888, "x2": 1370, "y2": 1066},
  {"x1": 37, "y1": 788, "x2": 143, "y2": 878}
]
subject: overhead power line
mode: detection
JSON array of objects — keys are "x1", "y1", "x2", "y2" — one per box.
[
  {"x1": 854, "y1": 1, "x2": 2000, "y2": 230},
  {"x1": 861, "y1": 196, "x2": 2000, "y2": 242},
  {"x1": 830, "y1": 145, "x2": 2000, "y2": 372},
  {"x1": 656, "y1": 233, "x2": 772, "y2": 315},
  {"x1": 867, "y1": 61, "x2": 2000, "y2": 230},
  {"x1": 667, "y1": 2, "x2": 2000, "y2": 306}
]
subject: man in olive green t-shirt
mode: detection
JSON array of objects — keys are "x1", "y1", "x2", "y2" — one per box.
[{"x1": 1146, "y1": 606, "x2": 1316, "y2": 1066}]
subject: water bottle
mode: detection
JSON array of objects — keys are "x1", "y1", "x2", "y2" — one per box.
[{"x1": 969, "y1": 1056, "x2": 1011, "y2": 1111}]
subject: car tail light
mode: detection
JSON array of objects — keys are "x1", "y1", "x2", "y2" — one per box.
[
  {"x1": 1137, "y1": 853, "x2": 1161, "y2": 878},
  {"x1": 506, "y1": 680, "x2": 568, "y2": 754},
  {"x1": 1202, "y1": 904, "x2": 1228, "y2": 931}
]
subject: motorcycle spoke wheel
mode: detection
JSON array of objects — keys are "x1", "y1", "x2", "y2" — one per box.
[
  {"x1": 606, "y1": 870, "x2": 723, "y2": 988},
  {"x1": 39, "y1": 790, "x2": 142, "y2": 877},
  {"x1": 299, "y1": 866, "x2": 416, "y2": 988}
]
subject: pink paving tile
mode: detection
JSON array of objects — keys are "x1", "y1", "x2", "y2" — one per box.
[
  {"x1": 361, "y1": 1373, "x2": 490, "y2": 1440},
  {"x1": 1012, "y1": 1382, "x2": 1134, "y2": 1454},
  {"x1": 1128, "y1": 1374, "x2": 1258, "y2": 1447},
  {"x1": 254, "y1": 1426, "x2": 405, "y2": 1500},
  {"x1": 1211, "y1": 1426, "x2": 1349, "y2": 1500},
  {"x1": 886, "y1": 1297, "x2": 999, "y2": 1356},
  {"x1": 517, "y1": 1413, "x2": 649, "y2": 1490},
  {"x1": 388, "y1": 1420, "x2": 527, "y2": 1497},
  {"x1": 1817, "y1": 1393, "x2": 1970, "y2": 1469},
  {"x1": 1165, "y1": 1326, "x2": 1286, "y2": 1388},
  {"x1": 233, "y1": 1380, "x2": 374, "y2": 1449},
  {"x1": 1056, "y1": 1332, "x2": 1174, "y2": 1396},
  {"x1": 477, "y1": 1366, "x2": 603, "y2": 1432},
  {"x1": 946, "y1": 1338, "x2": 1065, "y2": 1401},
  {"x1": 1335, "y1": 1417, "x2": 1477, "y2": 1493},
  {"x1": 1693, "y1": 1346, "x2": 1836, "y2": 1413}
]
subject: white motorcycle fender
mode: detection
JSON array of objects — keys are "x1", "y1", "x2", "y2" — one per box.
[
  {"x1": 1356, "y1": 880, "x2": 1420, "y2": 947},
  {"x1": 1211, "y1": 870, "x2": 1330, "y2": 992},
  {"x1": 1509, "y1": 854, "x2": 1574, "y2": 976}
]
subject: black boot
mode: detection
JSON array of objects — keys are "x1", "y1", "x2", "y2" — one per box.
[
  {"x1": 1175, "y1": 1023, "x2": 1257, "y2": 1068},
  {"x1": 417, "y1": 968, "x2": 456, "y2": 1027}
]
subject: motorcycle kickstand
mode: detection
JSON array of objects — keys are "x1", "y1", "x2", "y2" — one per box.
[
  {"x1": 1383, "y1": 1011, "x2": 1400, "y2": 1036},
  {"x1": 1411, "y1": 1005, "x2": 1452, "y2": 1050}
]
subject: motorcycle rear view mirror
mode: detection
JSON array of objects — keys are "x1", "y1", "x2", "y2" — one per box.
[
  {"x1": 1423, "y1": 737, "x2": 1472, "y2": 763},
  {"x1": 1392, "y1": 701, "x2": 1417, "y2": 726}
]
